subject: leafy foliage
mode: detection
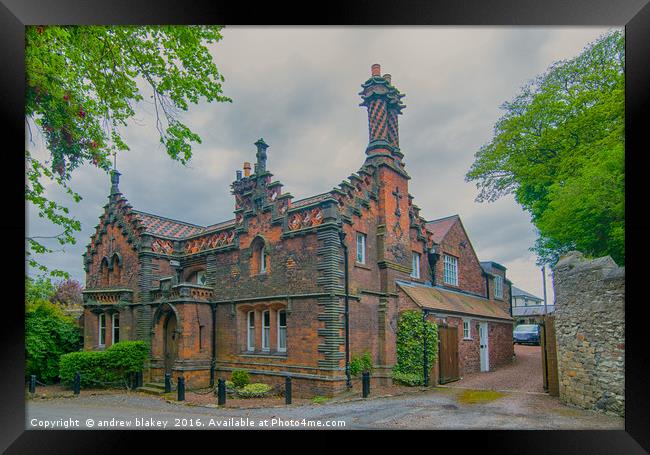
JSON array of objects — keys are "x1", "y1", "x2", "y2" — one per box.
[
  {"x1": 236, "y1": 383, "x2": 272, "y2": 398},
  {"x1": 350, "y1": 352, "x2": 373, "y2": 377},
  {"x1": 392, "y1": 371, "x2": 424, "y2": 387},
  {"x1": 51, "y1": 279, "x2": 84, "y2": 306},
  {"x1": 25, "y1": 25, "x2": 231, "y2": 276},
  {"x1": 230, "y1": 369, "x2": 250, "y2": 389},
  {"x1": 393, "y1": 310, "x2": 438, "y2": 384},
  {"x1": 25, "y1": 276, "x2": 56, "y2": 305},
  {"x1": 59, "y1": 341, "x2": 149, "y2": 387},
  {"x1": 465, "y1": 30, "x2": 624, "y2": 265},
  {"x1": 25, "y1": 299, "x2": 82, "y2": 383}
]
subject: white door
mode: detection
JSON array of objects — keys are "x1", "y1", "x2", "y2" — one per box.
[{"x1": 479, "y1": 322, "x2": 490, "y2": 372}]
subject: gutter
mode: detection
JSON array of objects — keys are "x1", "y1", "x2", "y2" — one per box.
[{"x1": 339, "y1": 231, "x2": 352, "y2": 389}]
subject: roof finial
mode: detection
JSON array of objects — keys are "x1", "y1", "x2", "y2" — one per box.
[{"x1": 110, "y1": 151, "x2": 121, "y2": 196}]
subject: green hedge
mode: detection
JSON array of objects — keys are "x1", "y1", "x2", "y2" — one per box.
[
  {"x1": 350, "y1": 352, "x2": 373, "y2": 377},
  {"x1": 393, "y1": 310, "x2": 438, "y2": 385},
  {"x1": 59, "y1": 341, "x2": 148, "y2": 387}
]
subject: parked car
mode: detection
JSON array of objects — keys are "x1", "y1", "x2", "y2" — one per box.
[{"x1": 513, "y1": 324, "x2": 541, "y2": 345}]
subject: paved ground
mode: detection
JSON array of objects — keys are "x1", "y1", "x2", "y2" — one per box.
[
  {"x1": 26, "y1": 385, "x2": 623, "y2": 430},
  {"x1": 447, "y1": 344, "x2": 544, "y2": 393}
]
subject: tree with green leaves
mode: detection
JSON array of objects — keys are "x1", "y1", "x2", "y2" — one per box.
[
  {"x1": 26, "y1": 26, "x2": 231, "y2": 277},
  {"x1": 466, "y1": 30, "x2": 624, "y2": 266}
]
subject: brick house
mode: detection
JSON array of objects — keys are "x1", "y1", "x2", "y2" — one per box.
[{"x1": 81, "y1": 64, "x2": 513, "y2": 396}]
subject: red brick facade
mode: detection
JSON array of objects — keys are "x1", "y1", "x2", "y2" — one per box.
[{"x1": 82, "y1": 65, "x2": 513, "y2": 396}]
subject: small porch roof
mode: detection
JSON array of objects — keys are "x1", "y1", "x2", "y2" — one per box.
[{"x1": 398, "y1": 282, "x2": 513, "y2": 321}]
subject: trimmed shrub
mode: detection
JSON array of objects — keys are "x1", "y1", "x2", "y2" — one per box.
[
  {"x1": 350, "y1": 352, "x2": 373, "y2": 377},
  {"x1": 393, "y1": 310, "x2": 438, "y2": 385},
  {"x1": 26, "y1": 299, "x2": 82, "y2": 383},
  {"x1": 237, "y1": 383, "x2": 272, "y2": 398},
  {"x1": 231, "y1": 369, "x2": 250, "y2": 389},
  {"x1": 59, "y1": 341, "x2": 148, "y2": 387}
]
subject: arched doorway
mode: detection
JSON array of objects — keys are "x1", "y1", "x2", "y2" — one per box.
[{"x1": 163, "y1": 312, "x2": 178, "y2": 375}]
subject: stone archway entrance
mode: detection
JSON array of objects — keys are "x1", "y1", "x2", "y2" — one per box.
[{"x1": 163, "y1": 312, "x2": 178, "y2": 375}]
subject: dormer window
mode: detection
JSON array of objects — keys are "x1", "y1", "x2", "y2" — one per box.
[{"x1": 494, "y1": 275, "x2": 503, "y2": 299}]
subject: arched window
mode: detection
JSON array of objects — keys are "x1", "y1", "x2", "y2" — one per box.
[
  {"x1": 111, "y1": 253, "x2": 122, "y2": 286},
  {"x1": 100, "y1": 258, "x2": 110, "y2": 287},
  {"x1": 250, "y1": 237, "x2": 269, "y2": 275}
]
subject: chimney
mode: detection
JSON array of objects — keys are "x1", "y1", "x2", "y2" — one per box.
[
  {"x1": 243, "y1": 162, "x2": 251, "y2": 177},
  {"x1": 359, "y1": 64, "x2": 406, "y2": 156}
]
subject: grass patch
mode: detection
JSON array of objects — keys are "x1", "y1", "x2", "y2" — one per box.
[
  {"x1": 311, "y1": 395, "x2": 329, "y2": 405},
  {"x1": 456, "y1": 389, "x2": 505, "y2": 405}
]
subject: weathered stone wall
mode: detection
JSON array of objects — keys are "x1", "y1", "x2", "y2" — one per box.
[{"x1": 553, "y1": 251, "x2": 624, "y2": 416}]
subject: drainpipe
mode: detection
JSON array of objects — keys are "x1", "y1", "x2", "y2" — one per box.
[
  {"x1": 339, "y1": 231, "x2": 352, "y2": 389},
  {"x1": 484, "y1": 273, "x2": 491, "y2": 299},
  {"x1": 210, "y1": 302, "x2": 216, "y2": 388}
]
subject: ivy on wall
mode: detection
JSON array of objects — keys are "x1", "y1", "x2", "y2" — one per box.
[{"x1": 393, "y1": 310, "x2": 438, "y2": 383}]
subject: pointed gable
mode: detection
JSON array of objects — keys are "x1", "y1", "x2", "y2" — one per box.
[{"x1": 425, "y1": 214, "x2": 460, "y2": 244}]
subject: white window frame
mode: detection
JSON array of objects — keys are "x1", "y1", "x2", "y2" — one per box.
[
  {"x1": 463, "y1": 319, "x2": 472, "y2": 340},
  {"x1": 111, "y1": 313, "x2": 120, "y2": 345},
  {"x1": 262, "y1": 310, "x2": 270, "y2": 351},
  {"x1": 494, "y1": 275, "x2": 503, "y2": 299},
  {"x1": 443, "y1": 254, "x2": 458, "y2": 286},
  {"x1": 98, "y1": 313, "x2": 106, "y2": 346},
  {"x1": 259, "y1": 247, "x2": 267, "y2": 274},
  {"x1": 247, "y1": 311, "x2": 255, "y2": 351},
  {"x1": 277, "y1": 310, "x2": 287, "y2": 353},
  {"x1": 356, "y1": 232, "x2": 366, "y2": 264},
  {"x1": 411, "y1": 252, "x2": 421, "y2": 279}
]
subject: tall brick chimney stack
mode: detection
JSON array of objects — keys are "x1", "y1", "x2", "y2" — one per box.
[{"x1": 359, "y1": 64, "x2": 406, "y2": 159}]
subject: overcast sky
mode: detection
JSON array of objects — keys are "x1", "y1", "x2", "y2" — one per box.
[{"x1": 26, "y1": 26, "x2": 619, "y2": 301}]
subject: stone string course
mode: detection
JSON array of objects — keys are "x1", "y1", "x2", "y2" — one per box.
[{"x1": 553, "y1": 251, "x2": 624, "y2": 417}]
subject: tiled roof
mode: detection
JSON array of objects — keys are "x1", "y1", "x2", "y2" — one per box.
[
  {"x1": 398, "y1": 282, "x2": 513, "y2": 321},
  {"x1": 132, "y1": 211, "x2": 206, "y2": 239},
  {"x1": 425, "y1": 214, "x2": 459, "y2": 243}
]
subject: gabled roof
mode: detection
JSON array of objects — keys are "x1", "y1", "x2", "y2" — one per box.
[
  {"x1": 511, "y1": 286, "x2": 543, "y2": 301},
  {"x1": 398, "y1": 282, "x2": 512, "y2": 321},
  {"x1": 132, "y1": 211, "x2": 206, "y2": 239},
  {"x1": 425, "y1": 214, "x2": 459, "y2": 243}
]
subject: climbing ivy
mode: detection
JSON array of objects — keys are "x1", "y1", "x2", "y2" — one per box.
[{"x1": 393, "y1": 310, "x2": 438, "y2": 383}]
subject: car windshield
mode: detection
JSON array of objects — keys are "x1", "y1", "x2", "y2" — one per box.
[{"x1": 514, "y1": 324, "x2": 538, "y2": 333}]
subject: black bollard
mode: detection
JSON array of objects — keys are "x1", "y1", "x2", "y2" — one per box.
[
  {"x1": 362, "y1": 371, "x2": 370, "y2": 398},
  {"x1": 217, "y1": 378, "x2": 226, "y2": 406},
  {"x1": 177, "y1": 377, "x2": 185, "y2": 401},
  {"x1": 73, "y1": 372, "x2": 81, "y2": 395},
  {"x1": 164, "y1": 373, "x2": 171, "y2": 393},
  {"x1": 29, "y1": 375, "x2": 36, "y2": 394},
  {"x1": 285, "y1": 376, "x2": 292, "y2": 405}
]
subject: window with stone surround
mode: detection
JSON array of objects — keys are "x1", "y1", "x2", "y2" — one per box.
[
  {"x1": 356, "y1": 232, "x2": 366, "y2": 264},
  {"x1": 494, "y1": 275, "x2": 503, "y2": 299},
  {"x1": 278, "y1": 310, "x2": 287, "y2": 352},
  {"x1": 443, "y1": 254, "x2": 458, "y2": 286},
  {"x1": 250, "y1": 237, "x2": 269, "y2": 275},
  {"x1": 262, "y1": 310, "x2": 270, "y2": 351},
  {"x1": 112, "y1": 313, "x2": 120, "y2": 344},
  {"x1": 411, "y1": 252, "x2": 421, "y2": 279},
  {"x1": 247, "y1": 311, "x2": 255, "y2": 351},
  {"x1": 98, "y1": 313, "x2": 106, "y2": 346}
]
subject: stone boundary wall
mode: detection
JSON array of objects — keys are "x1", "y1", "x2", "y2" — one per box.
[{"x1": 553, "y1": 251, "x2": 624, "y2": 416}]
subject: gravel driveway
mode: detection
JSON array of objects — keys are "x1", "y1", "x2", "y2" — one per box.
[
  {"x1": 26, "y1": 384, "x2": 622, "y2": 430},
  {"x1": 446, "y1": 344, "x2": 544, "y2": 393}
]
